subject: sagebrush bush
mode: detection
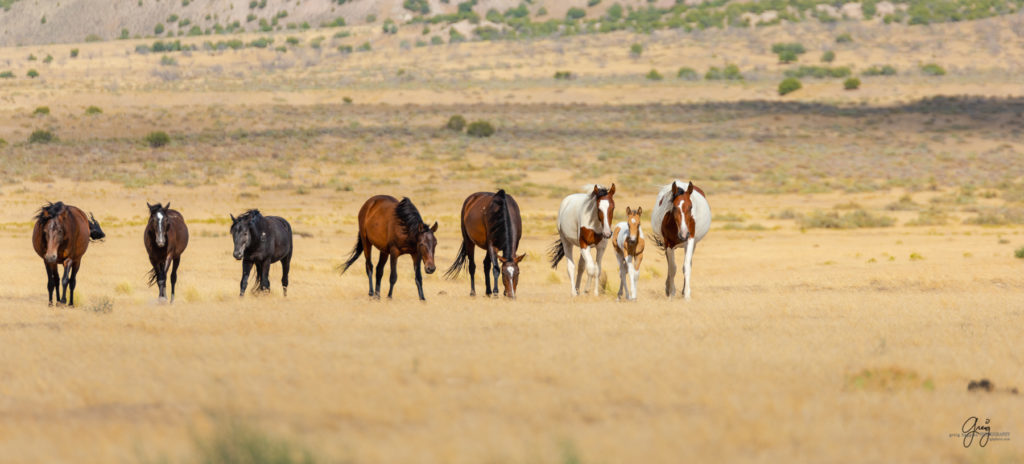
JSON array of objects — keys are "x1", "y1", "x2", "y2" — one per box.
[
  {"x1": 835, "y1": 33, "x2": 853, "y2": 43},
  {"x1": 844, "y1": 77, "x2": 861, "y2": 90},
  {"x1": 677, "y1": 67, "x2": 698, "y2": 80},
  {"x1": 85, "y1": 105, "x2": 102, "y2": 115},
  {"x1": 145, "y1": 131, "x2": 171, "y2": 148},
  {"x1": 862, "y1": 65, "x2": 897, "y2": 76},
  {"x1": 821, "y1": 50, "x2": 835, "y2": 62},
  {"x1": 553, "y1": 70, "x2": 574, "y2": 80},
  {"x1": 920, "y1": 63, "x2": 946, "y2": 76},
  {"x1": 29, "y1": 129, "x2": 54, "y2": 144},
  {"x1": 445, "y1": 115, "x2": 466, "y2": 131},
  {"x1": 645, "y1": 69, "x2": 663, "y2": 80},
  {"x1": 1015, "y1": 246, "x2": 1024, "y2": 259},
  {"x1": 0, "y1": 71, "x2": 13, "y2": 78},
  {"x1": 466, "y1": 120, "x2": 495, "y2": 137},
  {"x1": 722, "y1": 64, "x2": 742, "y2": 80},
  {"x1": 784, "y1": 66, "x2": 850, "y2": 79},
  {"x1": 798, "y1": 209, "x2": 895, "y2": 229},
  {"x1": 778, "y1": 77, "x2": 801, "y2": 96},
  {"x1": 629, "y1": 43, "x2": 642, "y2": 57},
  {"x1": 27, "y1": 69, "x2": 39, "y2": 78},
  {"x1": 33, "y1": 106, "x2": 49, "y2": 115}
]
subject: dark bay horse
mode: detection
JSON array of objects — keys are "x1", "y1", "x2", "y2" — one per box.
[
  {"x1": 342, "y1": 196, "x2": 438, "y2": 300},
  {"x1": 445, "y1": 189, "x2": 525, "y2": 298},
  {"x1": 144, "y1": 203, "x2": 189, "y2": 302},
  {"x1": 230, "y1": 210, "x2": 293, "y2": 296},
  {"x1": 31, "y1": 202, "x2": 105, "y2": 306}
]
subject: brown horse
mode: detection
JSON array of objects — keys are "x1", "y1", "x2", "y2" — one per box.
[
  {"x1": 32, "y1": 202, "x2": 105, "y2": 306},
  {"x1": 445, "y1": 189, "x2": 525, "y2": 298},
  {"x1": 144, "y1": 203, "x2": 189, "y2": 302},
  {"x1": 342, "y1": 196, "x2": 439, "y2": 300}
]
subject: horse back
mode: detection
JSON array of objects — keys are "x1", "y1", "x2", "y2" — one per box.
[
  {"x1": 358, "y1": 195, "x2": 403, "y2": 250},
  {"x1": 167, "y1": 209, "x2": 190, "y2": 255},
  {"x1": 461, "y1": 192, "x2": 493, "y2": 249},
  {"x1": 264, "y1": 216, "x2": 293, "y2": 259}
]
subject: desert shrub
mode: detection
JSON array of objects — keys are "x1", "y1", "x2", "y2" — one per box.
[
  {"x1": 772, "y1": 42, "x2": 805, "y2": 62},
  {"x1": 705, "y1": 67, "x2": 722, "y2": 80},
  {"x1": 777, "y1": 49, "x2": 798, "y2": 63},
  {"x1": 553, "y1": 70, "x2": 574, "y2": 80},
  {"x1": 342, "y1": 96, "x2": 353, "y2": 104},
  {"x1": 798, "y1": 209, "x2": 895, "y2": 229},
  {"x1": 404, "y1": 0, "x2": 430, "y2": 14},
  {"x1": 964, "y1": 207, "x2": 1024, "y2": 225},
  {"x1": 191, "y1": 419, "x2": 314, "y2": 464},
  {"x1": 286, "y1": 36, "x2": 300, "y2": 45},
  {"x1": 145, "y1": 131, "x2": 171, "y2": 148},
  {"x1": 722, "y1": 64, "x2": 742, "y2": 80},
  {"x1": 85, "y1": 34, "x2": 102, "y2": 42},
  {"x1": 309, "y1": 36, "x2": 324, "y2": 49},
  {"x1": 886, "y1": 194, "x2": 920, "y2": 211},
  {"x1": 629, "y1": 43, "x2": 642, "y2": 57},
  {"x1": 43, "y1": 54, "x2": 53, "y2": 63},
  {"x1": 1015, "y1": 247, "x2": 1024, "y2": 259},
  {"x1": 566, "y1": 7, "x2": 586, "y2": 20},
  {"x1": 844, "y1": 77, "x2": 860, "y2": 90},
  {"x1": 430, "y1": 35, "x2": 444, "y2": 45},
  {"x1": 677, "y1": 67, "x2": 698, "y2": 80},
  {"x1": 29, "y1": 130, "x2": 54, "y2": 144},
  {"x1": 821, "y1": 50, "x2": 835, "y2": 63},
  {"x1": 921, "y1": 63, "x2": 946, "y2": 76},
  {"x1": 784, "y1": 65, "x2": 850, "y2": 79},
  {"x1": 466, "y1": 120, "x2": 495, "y2": 137},
  {"x1": 120, "y1": 28, "x2": 130, "y2": 39},
  {"x1": 835, "y1": 33, "x2": 853, "y2": 43},
  {"x1": 27, "y1": 69, "x2": 39, "y2": 78},
  {"x1": 160, "y1": 55, "x2": 178, "y2": 66},
  {"x1": 70, "y1": 48, "x2": 79, "y2": 58},
  {"x1": 446, "y1": 114, "x2": 466, "y2": 131},
  {"x1": 337, "y1": 45, "x2": 353, "y2": 53},
  {"x1": 905, "y1": 207, "x2": 949, "y2": 226},
  {"x1": 645, "y1": 69, "x2": 663, "y2": 80},
  {"x1": 382, "y1": 19, "x2": 397, "y2": 34},
  {"x1": 778, "y1": 77, "x2": 801, "y2": 96},
  {"x1": 588, "y1": 0, "x2": 601, "y2": 5},
  {"x1": 86, "y1": 296, "x2": 114, "y2": 314},
  {"x1": 249, "y1": 37, "x2": 272, "y2": 48},
  {"x1": 33, "y1": 106, "x2": 50, "y2": 115},
  {"x1": 357, "y1": 42, "x2": 371, "y2": 51},
  {"x1": 85, "y1": 105, "x2": 102, "y2": 115},
  {"x1": 366, "y1": 14, "x2": 376, "y2": 23},
  {"x1": 0, "y1": 71, "x2": 13, "y2": 78},
  {"x1": 28, "y1": 54, "x2": 36, "y2": 61},
  {"x1": 862, "y1": 65, "x2": 897, "y2": 76}
]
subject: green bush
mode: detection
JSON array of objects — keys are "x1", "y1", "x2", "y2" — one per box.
[
  {"x1": 704, "y1": 67, "x2": 722, "y2": 80},
  {"x1": 466, "y1": 120, "x2": 495, "y2": 137},
  {"x1": 446, "y1": 114, "x2": 466, "y2": 131},
  {"x1": 160, "y1": 55, "x2": 178, "y2": 66},
  {"x1": 382, "y1": 19, "x2": 397, "y2": 34},
  {"x1": 821, "y1": 50, "x2": 835, "y2": 63},
  {"x1": 722, "y1": 64, "x2": 742, "y2": 80},
  {"x1": 844, "y1": 77, "x2": 861, "y2": 90},
  {"x1": 645, "y1": 69, "x2": 663, "y2": 80},
  {"x1": 403, "y1": 0, "x2": 430, "y2": 14},
  {"x1": 772, "y1": 42, "x2": 805, "y2": 63},
  {"x1": 629, "y1": 43, "x2": 642, "y2": 57},
  {"x1": 798, "y1": 209, "x2": 895, "y2": 229},
  {"x1": 85, "y1": 105, "x2": 103, "y2": 115},
  {"x1": 29, "y1": 130, "x2": 54, "y2": 144},
  {"x1": 337, "y1": 45, "x2": 353, "y2": 53},
  {"x1": 778, "y1": 77, "x2": 801, "y2": 96},
  {"x1": 191, "y1": 419, "x2": 314, "y2": 464},
  {"x1": 43, "y1": 54, "x2": 53, "y2": 64},
  {"x1": 430, "y1": 35, "x2": 444, "y2": 45},
  {"x1": 566, "y1": 7, "x2": 586, "y2": 20},
  {"x1": 0, "y1": 71, "x2": 14, "y2": 78},
  {"x1": 342, "y1": 96, "x2": 353, "y2": 104},
  {"x1": 862, "y1": 65, "x2": 897, "y2": 76},
  {"x1": 145, "y1": 131, "x2": 171, "y2": 148},
  {"x1": 553, "y1": 70, "x2": 574, "y2": 80},
  {"x1": 921, "y1": 63, "x2": 946, "y2": 76},
  {"x1": 784, "y1": 66, "x2": 851, "y2": 79},
  {"x1": 677, "y1": 67, "x2": 698, "y2": 80},
  {"x1": 357, "y1": 42, "x2": 371, "y2": 51},
  {"x1": 777, "y1": 49, "x2": 798, "y2": 63},
  {"x1": 26, "y1": 69, "x2": 39, "y2": 78},
  {"x1": 33, "y1": 106, "x2": 50, "y2": 116},
  {"x1": 70, "y1": 48, "x2": 79, "y2": 58},
  {"x1": 1015, "y1": 246, "x2": 1024, "y2": 259},
  {"x1": 835, "y1": 33, "x2": 853, "y2": 43},
  {"x1": 286, "y1": 36, "x2": 300, "y2": 45}
]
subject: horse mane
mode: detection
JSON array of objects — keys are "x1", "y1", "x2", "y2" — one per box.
[
  {"x1": 34, "y1": 201, "x2": 66, "y2": 225},
  {"x1": 487, "y1": 190, "x2": 514, "y2": 257},
  {"x1": 582, "y1": 184, "x2": 609, "y2": 197},
  {"x1": 394, "y1": 197, "x2": 425, "y2": 236},
  {"x1": 236, "y1": 209, "x2": 263, "y2": 226}
]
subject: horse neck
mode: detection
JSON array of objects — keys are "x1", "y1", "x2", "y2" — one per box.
[
  {"x1": 498, "y1": 197, "x2": 515, "y2": 257},
  {"x1": 578, "y1": 195, "x2": 600, "y2": 229}
]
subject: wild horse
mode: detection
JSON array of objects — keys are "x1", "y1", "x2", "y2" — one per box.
[
  {"x1": 32, "y1": 201, "x2": 105, "y2": 306},
  {"x1": 230, "y1": 209, "x2": 293, "y2": 296},
  {"x1": 445, "y1": 189, "x2": 525, "y2": 298},
  {"x1": 144, "y1": 202, "x2": 189, "y2": 302}
]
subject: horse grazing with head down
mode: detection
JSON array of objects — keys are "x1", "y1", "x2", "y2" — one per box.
[
  {"x1": 32, "y1": 201, "x2": 105, "y2": 306},
  {"x1": 650, "y1": 180, "x2": 711, "y2": 299},
  {"x1": 144, "y1": 202, "x2": 189, "y2": 302},
  {"x1": 230, "y1": 210, "x2": 293, "y2": 296},
  {"x1": 342, "y1": 196, "x2": 438, "y2": 301},
  {"x1": 548, "y1": 183, "x2": 616, "y2": 296},
  {"x1": 612, "y1": 206, "x2": 645, "y2": 301},
  {"x1": 445, "y1": 189, "x2": 525, "y2": 298}
]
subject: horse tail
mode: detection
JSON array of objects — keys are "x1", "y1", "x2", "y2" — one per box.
[
  {"x1": 444, "y1": 240, "x2": 470, "y2": 279},
  {"x1": 548, "y1": 238, "x2": 565, "y2": 269},
  {"x1": 340, "y1": 237, "x2": 363, "y2": 274},
  {"x1": 146, "y1": 269, "x2": 158, "y2": 287},
  {"x1": 87, "y1": 212, "x2": 105, "y2": 241}
]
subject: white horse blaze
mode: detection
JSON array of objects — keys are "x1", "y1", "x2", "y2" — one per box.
[{"x1": 598, "y1": 200, "x2": 610, "y2": 235}]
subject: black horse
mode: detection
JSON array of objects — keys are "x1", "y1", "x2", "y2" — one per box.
[{"x1": 230, "y1": 210, "x2": 293, "y2": 296}]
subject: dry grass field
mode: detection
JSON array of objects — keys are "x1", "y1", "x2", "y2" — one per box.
[{"x1": 1, "y1": 14, "x2": 1024, "y2": 464}]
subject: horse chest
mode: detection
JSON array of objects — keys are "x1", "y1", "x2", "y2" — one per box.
[{"x1": 579, "y1": 226, "x2": 602, "y2": 247}]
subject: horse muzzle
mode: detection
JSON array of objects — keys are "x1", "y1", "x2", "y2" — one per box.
[
  {"x1": 232, "y1": 251, "x2": 243, "y2": 260},
  {"x1": 44, "y1": 254, "x2": 57, "y2": 264},
  {"x1": 425, "y1": 264, "x2": 436, "y2": 274}
]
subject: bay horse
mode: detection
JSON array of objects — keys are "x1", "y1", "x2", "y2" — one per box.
[
  {"x1": 31, "y1": 201, "x2": 105, "y2": 306},
  {"x1": 650, "y1": 180, "x2": 711, "y2": 299},
  {"x1": 342, "y1": 196, "x2": 439, "y2": 301},
  {"x1": 230, "y1": 209, "x2": 293, "y2": 296},
  {"x1": 548, "y1": 183, "x2": 616, "y2": 296},
  {"x1": 144, "y1": 202, "x2": 189, "y2": 302},
  {"x1": 612, "y1": 206, "x2": 645, "y2": 301},
  {"x1": 445, "y1": 189, "x2": 525, "y2": 298}
]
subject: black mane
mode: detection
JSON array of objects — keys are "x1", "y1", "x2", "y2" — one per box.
[
  {"x1": 35, "y1": 201, "x2": 65, "y2": 224},
  {"x1": 593, "y1": 187, "x2": 609, "y2": 197},
  {"x1": 235, "y1": 209, "x2": 263, "y2": 225},
  {"x1": 148, "y1": 203, "x2": 165, "y2": 215},
  {"x1": 487, "y1": 190, "x2": 514, "y2": 257},
  {"x1": 394, "y1": 197, "x2": 425, "y2": 236}
]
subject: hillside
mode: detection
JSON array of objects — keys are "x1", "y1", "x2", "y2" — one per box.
[{"x1": 1, "y1": 0, "x2": 1023, "y2": 46}]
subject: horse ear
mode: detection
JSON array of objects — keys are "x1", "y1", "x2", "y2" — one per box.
[
  {"x1": 230, "y1": 213, "x2": 235, "y2": 223},
  {"x1": 636, "y1": 206, "x2": 643, "y2": 216},
  {"x1": 686, "y1": 182, "x2": 694, "y2": 195},
  {"x1": 430, "y1": 221, "x2": 438, "y2": 233},
  {"x1": 608, "y1": 183, "x2": 615, "y2": 195},
  {"x1": 165, "y1": 202, "x2": 170, "y2": 210},
  {"x1": 626, "y1": 206, "x2": 632, "y2": 215},
  {"x1": 515, "y1": 253, "x2": 526, "y2": 263},
  {"x1": 592, "y1": 185, "x2": 600, "y2": 196},
  {"x1": 497, "y1": 255, "x2": 508, "y2": 264}
]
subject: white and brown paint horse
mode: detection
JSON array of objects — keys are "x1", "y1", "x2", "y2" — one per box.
[
  {"x1": 549, "y1": 184, "x2": 616, "y2": 296},
  {"x1": 650, "y1": 180, "x2": 710, "y2": 299},
  {"x1": 612, "y1": 206, "x2": 645, "y2": 300}
]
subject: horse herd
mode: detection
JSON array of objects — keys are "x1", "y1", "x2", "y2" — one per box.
[{"x1": 30, "y1": 180, "x2": 710, "y2": 305}]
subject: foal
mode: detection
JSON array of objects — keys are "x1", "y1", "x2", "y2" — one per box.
[{"x1": 612, "y1": 207, "x2": 645, "y2": 300}]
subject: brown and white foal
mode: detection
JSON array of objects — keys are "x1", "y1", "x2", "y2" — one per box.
[{"x1": 612, "y1": 207, "x2": 645, "y2": 300}]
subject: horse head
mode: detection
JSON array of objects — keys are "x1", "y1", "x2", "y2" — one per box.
[
  {"x1": 497, "y1": 253, "x2": 526, "y2": 299},
  {"x1": 670, "y1": 181, "x2": 698, "y2": 243},
  {"x1": 230, "y1": 211, "x2": 260, "y2": 260},
  {"x1": 625, "y1": 206, "x2": 642, "y2": 245},
  {"x1": 416, "y1": 221, "x2": 439, "y2": 274},
  {"x1": 593, "y1": 183, "x2": 616, "y2": 239},
  {"x1": 148, "y1": 202, "x2": 170, "y2": 247}
]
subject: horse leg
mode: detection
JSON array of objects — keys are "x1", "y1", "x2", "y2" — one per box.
[
  {"x1": 373, "y1": 248, "x2": 387, "y2": 299},
  {"x1": 239, "y1": 259, "x2": 253, "y2": 296},
  {"x1": 170, "y1": 257, "x2": 181, "y2": 303},
  {"x1": 45, "y1": 262, "x2": 58, "y2": 306},
  {"x1": 561, "y1": 239, "x2": 578, "y2": 296},
  {"x1": 683, "y1": 238, "x2": 696, "y2": 300},
  {"x1": 260, "y1": 260, "x2": 271, "y2": 292},
  {"x1": 594, "y1": 240, "x2": 609, "y2": 295},
  {"x1": 482, "y1": 253, "x2": 492, "y2": 296},
  {"x1": 414, "y1": 255, "x2": 425, "y2": 301},
  {"x1": 386, "y1": 250, "x2": 398, "y2": 299},
  {"x1": 578, "y1": 246, "x2": 596, "y2": 295},
  {"x1": 627, "y1": 256, "x2": 639, "y2": 301},
  {"x1": 664, "y1": 247, "x2": 677, "y2": 298},
  {"x1": 466, "y1": 242, "x2": 477, "y2": 297},
  {"x1": 158, "y1": 257, "x2": 170, "y2": 301},
  {"x1": 67, "y1": 261, "x2": 81, "y2": 307},
  {"x1": 363, "y1": 238, "x2": 375, "y2": 297},
  {"x1": 488, "y1": 245, "x2": 500, "y2": 298},
  {"x1": 615, "y1": 251, "x2": 626, "y2": 300},
  {"x1": 281, "y1": 253, "x2": 291, "y2": 297},
  {"x1": 59, "y1": 258, "x2": 73, "y2": 305}
]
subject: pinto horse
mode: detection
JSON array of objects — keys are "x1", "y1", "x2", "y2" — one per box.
[
  {"x1": 342, "y1": 196, "x2": 439, "y2": 300},
  {"x1": 230, "y1": 210, "x2": 293, "y2": 296},
  {"x1": 612, "y1": 206, "x2": 645, "y2": 301},
  {"x1": 144, "y1": 203, "x2": 189, "y2": 302},
  {"x1": 548, "y1": 184, "x2": 616, "y2": 296},
  {"x1": 650, "y1": 180, "x2": 711, "y2": 299},
  {"x1": 445, "y1": 189, "x2": 525, "y2": 298},
  {"x1": 32, "y1": 202, "x2": 105, "y2": 306}
]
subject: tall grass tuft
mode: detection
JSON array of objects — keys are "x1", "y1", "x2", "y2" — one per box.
[{"x1": 193, "y1": 419, "x2": 315, "y2": 464}]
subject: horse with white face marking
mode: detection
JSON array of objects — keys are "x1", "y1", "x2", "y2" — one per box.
[
  {"x1": 549, "y1": 184, "x2": 616, "y2": 296},
  {"x1": 650, "y1": 180, "x2": 710, "y2": 299},
  {"x1": 612, "y1": 206, "x2": 644, "y2": 301}
]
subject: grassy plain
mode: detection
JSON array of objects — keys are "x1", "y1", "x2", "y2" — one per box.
[{"x1": 1, "y1": 15, "x2": 1024, "y2": 464}]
